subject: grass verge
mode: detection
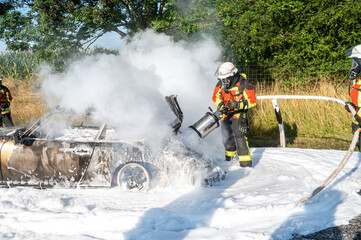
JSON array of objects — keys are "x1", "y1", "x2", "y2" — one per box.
[
  {"x1": 4, "y1": 77, "x2": 47, "y2": 126},
  {"x1": 249, "y1": 79, "x2": 353, "y2": 150},
  {"x1": 4, "y1": 76, "x2": 355, "y2": 150}
]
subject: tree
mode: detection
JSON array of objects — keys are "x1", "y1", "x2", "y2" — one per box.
[
  {"x1": 0, "y1": 1, "x2": 14, "y2": 15},
  {"x1": 0, "y1": 1, "x2": 31, "y2": 51},
  {"x1": 163, "y1": 0, "x2": 361, "y2": 79},
  {"x1": 2, "y1": 0, "x2": 361, "y2": 78},
  {"x1": 0, "y1": 0, "x2": 173, "y2": 68},
  {"x1": 31, "y1": 0, "x2": 173, "y2": 47}
]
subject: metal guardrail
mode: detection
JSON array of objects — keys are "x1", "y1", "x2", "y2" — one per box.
[
  {"x1": 254, "y1": 95, "x2": 358, "y2": 205},
  {"x1": 256, "y1": 95, "x2": 346, "y2": 147}
]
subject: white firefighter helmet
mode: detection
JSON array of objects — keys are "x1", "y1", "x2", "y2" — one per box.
[
  {"x1": 215, "y1": 62, "x2": 238, "y2": 79},
  {"x1": 345, "y1": 44, "x2": 361, "y2": 81},
  {"x1": 345, "y1": 44, "x2": 361, "y2": 58}
]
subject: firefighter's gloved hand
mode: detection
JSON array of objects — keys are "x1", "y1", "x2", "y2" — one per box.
[
  {"x1": 217, "y1": 102, "x2": 225, "y2": 111},
  {"x1": 354, "y1": 113, "x2": 361, "y2": 126},
  {"x1": 218, "y1": 102, "x2": 231, "y2": 115},
  {"x1": 345, "y1": 102, "x2": 356, "y2": 113},
  {"x1": 221, "y1": 107, "x2": 230, "y2": 116},
  {"x1": 0, "y1": 102, "x2": 9, "y2": 111},
  {"x1": 228, "y1": 100, "x2": 241, "y2": 110},
  {"x1": 349, "y1": 71, "x2": 358, "y2": 80}
]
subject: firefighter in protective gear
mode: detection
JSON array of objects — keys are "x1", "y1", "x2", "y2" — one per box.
[
  {"x1": 0, "y1": 76, "x2": 14, "y2": 127},
  {"x1": 212, "y1": 62, "x2": 256, "y2": 167},
  {"x1": 344, "y1": 45, "x2": 361, "y2": 149},
  {"x1": 345, "y1": 45, "x2": 361, "y2": 195}
]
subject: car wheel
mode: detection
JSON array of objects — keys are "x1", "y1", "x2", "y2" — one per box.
[{"x1": 116, "y1": 162, "x2": 150, "y2": 191}]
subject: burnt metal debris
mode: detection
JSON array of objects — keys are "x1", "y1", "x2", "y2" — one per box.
[{"x1": 0, "y1": 98, "x2": 225, "y2": 190}]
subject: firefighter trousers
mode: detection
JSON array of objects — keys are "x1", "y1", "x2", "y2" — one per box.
[
  {"x1": 0, "y1": 113, "x2": 14, "y2": 127},
  {"x1": 220, "y1": 114, "x2": 252, "y2": 167}
]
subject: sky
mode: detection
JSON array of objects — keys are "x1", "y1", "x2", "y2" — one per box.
[
  {"x1": 0, "y1": 31, "x2": 121, "y2": 52},
  {"x1": 89, "y1": 31, "x2": 123, "y2": 50},
  {"x1": 0, "y1": 146, "x2": 360, "y2": 240},
  {"x1": 0, "y1": 41, "x2": 5, "y2": 52}
]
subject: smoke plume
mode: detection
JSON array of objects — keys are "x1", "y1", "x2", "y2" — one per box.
[{"x1": 38, "y1": 30, "x2": 224, "y2": 154}]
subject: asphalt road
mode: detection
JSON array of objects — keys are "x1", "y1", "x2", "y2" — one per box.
[{"x1": 292, "y1": 213, "x2": 361, "y2": 240}]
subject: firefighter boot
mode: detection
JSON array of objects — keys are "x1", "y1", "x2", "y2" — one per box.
[
  {"x1": 225, "y1": 150, "x2": 237, "y2": 161},
  {"x1": 239, "y1": 160, "x2": 252, "y2": 168},
  {"x1": 236, "y1": 137, "x2": 252, "y2": 168}
]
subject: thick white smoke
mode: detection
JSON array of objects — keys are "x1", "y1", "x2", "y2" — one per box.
[{"x1": 37, "y1": 30, "x2": 224, "y2": 155}]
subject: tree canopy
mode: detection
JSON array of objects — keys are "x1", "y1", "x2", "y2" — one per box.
[
  {"x1": 159, "y1": 0, "x2": 361, "y2": 76},
  {"x1": 1, "y1": 0, "x2": 361, "y2": 77},
  {"x1": 0, "y1": 0, "x2": 173, "y2": 67}
]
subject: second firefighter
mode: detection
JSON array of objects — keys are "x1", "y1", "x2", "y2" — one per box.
[{"x1": 0, "y1": 76, "x2": 14, "y2": 127}]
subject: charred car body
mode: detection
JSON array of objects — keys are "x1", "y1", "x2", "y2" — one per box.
[{"x1": 0, "y1": 96, "x2": 225, "y2": 190}]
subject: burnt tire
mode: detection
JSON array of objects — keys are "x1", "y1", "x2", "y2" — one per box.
[{"x1": 116, "y1": 162, "x2": 150, "y2": 191}]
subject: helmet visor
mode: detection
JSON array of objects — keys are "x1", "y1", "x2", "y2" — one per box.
[
  {"x1": 219, "y1": 78, "x2": 230, "y2": 85},
  {"x1": 219, "y1": 77, "x2": 233, "y2": 89},
  {"x1": 351, "y1": 58, "x2": 361, "y2": 74},
  {"x1": 345, "y1": 45, "x2": 361, "y2": 58}
]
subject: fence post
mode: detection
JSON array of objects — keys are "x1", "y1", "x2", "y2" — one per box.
[{"x1": 271, "y1": 99, "x2": 286, "y2": 147}]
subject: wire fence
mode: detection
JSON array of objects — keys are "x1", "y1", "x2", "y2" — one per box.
[
  {"x1": 241, "y1": 65, "x2": 273, "y2": 83},
  {"x1": 241, "y1": 65, "x2": 349, "y2": 85}
]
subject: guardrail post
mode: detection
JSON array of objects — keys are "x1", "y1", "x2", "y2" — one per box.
[
  {"x1": 257, "y1": 95, "x2": 346, "y2": 148},
  {"x1": 271, "y1": 99, "x2": 286, "y2": 147}
]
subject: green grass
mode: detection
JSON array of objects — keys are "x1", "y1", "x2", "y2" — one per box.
[
  {"x1": 248, "y1": 79, "x2": 354, "y2": 150},
  {"x1": 1, "y1": 57, "x2": 355, "y2": 150},
  {"x1": 0, "y1": 51, "x2": 41, "y2": 80}
]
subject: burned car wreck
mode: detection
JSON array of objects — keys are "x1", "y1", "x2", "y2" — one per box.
[{"x1": 0, "y1": 96, "x2": 225, "y2": 190}]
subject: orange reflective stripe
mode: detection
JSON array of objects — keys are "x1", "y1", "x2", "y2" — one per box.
[
  {"x1": 212, "y1": 84, "x2": 223, "y2": 108},
  {"x1": 351, "y1": 83, "x2": 361, "y2": 107},
  {"x1": 233, "y1": 113, "x2": 240, "y2": 119},
  {"x1": 243, "y1": 87, "x2": 256, "y2": 109}
]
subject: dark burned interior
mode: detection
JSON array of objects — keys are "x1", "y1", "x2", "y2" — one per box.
[{"x1": 0, "y1": 110, "x2": 117, "y2": 187}]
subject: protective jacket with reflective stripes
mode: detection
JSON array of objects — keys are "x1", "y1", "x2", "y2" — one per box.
[
  {"x1": 0, "y1": 86, "x2": 12, "y2": 115},
  {"x1": 350, "y1": 79, "x2": 361, "y2": 117},
  {"x1": 212, "y1": 73, "x2": 256, "y2": 120}
]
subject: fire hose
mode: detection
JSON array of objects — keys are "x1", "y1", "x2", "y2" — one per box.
[
  {"x1": 295, "y1": 103, "x2": 359, "y2": 206},
  {"x1": 189, "y1": 96, "x2": 360, "y2": 206}
]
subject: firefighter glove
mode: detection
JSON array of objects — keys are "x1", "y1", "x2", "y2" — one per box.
[
  {"x1": 355, "y1": 113, "x2": 361, "y2": 126},
  {"x1": 345, "y1": 102, "x2": 356, "y2": 113},
  {"x1": 217, "y1": 102, "x2": 225, "y2": 111},
  {"x1": 228, "y1": 100, "x2": 240, "y2": 110},
  {"x1": 220, "y1": 107, "x2": 230, "y2": 116},
  {"x1": 349, "y1": 71, "x2": 358, "y2": 80},
  {"x1": 1, "y1": 102, "x2": 9, "y2": 111}
]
